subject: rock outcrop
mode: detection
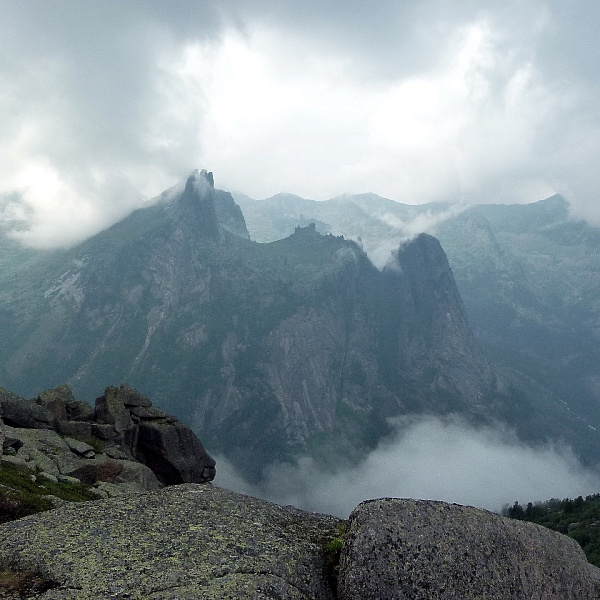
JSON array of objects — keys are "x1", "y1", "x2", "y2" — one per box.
[
  {"x1": 0, "y1": 487, "x2": 598, "y2": 599},
  {"x1": 337, "y1": 498, "x2": 600, "y2": 600},
  {"x1": 0, "y1": 384, "x2": 215, "y2": 496},
  {"x1": 0, "y1": 388, "x2": 55, "y2": 430},
  {"x1": 0, "y1": 484, "x2": 340, "y2": 599},
  {"x1": 92, "y1": 383, "x2": 216, "y2": 484}
]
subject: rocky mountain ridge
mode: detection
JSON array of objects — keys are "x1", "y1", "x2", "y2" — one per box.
[
  {"x1": 236, "y1": 190, "x2": 600, "y2": 465},
  {"x1": 0, "y1": 170, "x2": 513, "y2": 480}
]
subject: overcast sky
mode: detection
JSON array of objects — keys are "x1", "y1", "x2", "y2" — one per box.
[{"x1": 1, "y1": 1, "x2": 600, "y2": 247}]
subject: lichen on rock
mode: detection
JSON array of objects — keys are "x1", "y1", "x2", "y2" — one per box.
[
  {"x1": 0, "y1": 484, "x2": 341, "y2": 599},
  {"x1": 337, "y1": 498, "x2": 600, "y2": 600}
]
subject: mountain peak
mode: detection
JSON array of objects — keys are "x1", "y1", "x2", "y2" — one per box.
[
  {"x1": 172, "y1": 169, "x2": 222, "y2": 241},
  {"x1": 185, "y1": 169, "x2": 215, "y2": 192}
]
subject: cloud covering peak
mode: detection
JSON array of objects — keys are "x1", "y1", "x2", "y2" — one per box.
[{"x1": 1, "y1": 1, "x2": 600, "y2": 247}]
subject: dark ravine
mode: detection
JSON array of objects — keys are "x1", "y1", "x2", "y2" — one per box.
[{"x1": 0, "y1": 170, "x2": 515, "y2": 480}]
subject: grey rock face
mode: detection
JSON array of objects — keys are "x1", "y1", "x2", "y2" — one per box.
[
  {"x1": 337, "y1": 498, "x2": 599, "y2": 600},
  {"x1": 35, "y1": 383, "x2": 95, "y2": 423},
  {"x1": 67, "y1": 454, "x2": 161, "y2": 491},
  {"x1": 62, "y1": 436, "x2": 95, "y2": 458},
  {"x1": 96, "y1": 384, "x2": 216, "y2": 485},
  {"x1": 0, "y1": 388, "x2": 55, "y2": 429},
  {"x1": 389, "y1": 233, "x2": 497, "y2": 407},
  {"x1": 172, "y1": 169, "x2": 223, "y2": 242},
  {"x1": 135, "y1": 420, "x2": 216, "y2": 484},
  {"x1": 35, "y1": 383, "x2": 77, "y2": 421},
  {"x1": 0, "y1": 484, "x2": 341, "y2": 599},
  {"x1": 0, "y1": 418, "x2": 4, "y2": 465},
  {"x1": 109, "y1": 382, "x2": 153, "y2": 408},
  {"x1": 215, "y1": 188, "x2": 251, "y2": 239}
]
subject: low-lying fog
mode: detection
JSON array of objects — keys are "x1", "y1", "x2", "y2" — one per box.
[{"x1": 215, "y1": 415, "x2": 600, "y2": 517}]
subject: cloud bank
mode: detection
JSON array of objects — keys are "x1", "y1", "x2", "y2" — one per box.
[
  {"x1": 215, "y1": 416, "x2": 600, "y2": 518},
  {"x1": 1, "y1": 2, "x2": 600, "y2": 247}
]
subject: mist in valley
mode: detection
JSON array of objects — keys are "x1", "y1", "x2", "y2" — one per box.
[{"x1": 215, "y1": 415, "x2": 600, "y2": 518}]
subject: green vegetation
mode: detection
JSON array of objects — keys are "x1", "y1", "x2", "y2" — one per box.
[
  {"x1": 503, "y1": 494, "x2": 600, "y2": 567},
  {"x1": 322, "y1": 522, "x2": 347, "y2": 586},
  {"x1": 0, "y1": 462, "x2": 97, "y2": 524}
]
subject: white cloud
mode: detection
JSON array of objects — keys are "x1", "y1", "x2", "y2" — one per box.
[{"x1": 215, "y1": 416, "x2": 600, "y2": 518}]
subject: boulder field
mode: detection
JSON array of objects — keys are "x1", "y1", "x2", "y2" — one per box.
[{"x1": 0, "y1": 383, "x2": 215, "y2": 497}]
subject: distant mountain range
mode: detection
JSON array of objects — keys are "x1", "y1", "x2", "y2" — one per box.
[
  {"x1": 236, "y1": 190, "x2": 600, "y2": 465},
  {"x1": 1, "y1": 171, "x2": 599, "y2": 479}
]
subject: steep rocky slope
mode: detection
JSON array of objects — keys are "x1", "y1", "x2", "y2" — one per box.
[
  {"x1": 237, "y1": 191, "x2": 600, "y2": 465},
  {"x1": 0, "y1": 171, "x2": 508, "y2": 479}
]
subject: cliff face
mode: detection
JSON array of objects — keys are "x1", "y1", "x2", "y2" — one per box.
[{"x1": 0, "y1": 171, "x2": 503, "y2": 479}]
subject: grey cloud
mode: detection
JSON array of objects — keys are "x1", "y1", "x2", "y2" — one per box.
[
  {"x1": 0, "y1": 2, "x2": 227, "y2": 244},
  {"x1": 1, "y1": 1, "x2": 600, "y2": 245},
  {"x1": 226, "y1": 1, "x2": 600, "y2": 218}
]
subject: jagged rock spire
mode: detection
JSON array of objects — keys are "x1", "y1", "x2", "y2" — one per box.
[{"x1": 173, "y1": 169, "x2": 222, "y2": 241}]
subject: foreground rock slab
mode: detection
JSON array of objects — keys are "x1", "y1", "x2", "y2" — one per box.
[
  {"x1": 0, "y1": 484, "x2": 341, "y2": 599},
  {"x1": 337, "y1": 498, "x2": 600, "y2": 600}
]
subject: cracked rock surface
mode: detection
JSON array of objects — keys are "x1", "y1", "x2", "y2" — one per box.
[
  {"x1": 337, "y1": 498, "x2": 600, "y2": 600},
  {"x1": 0, "y1": 484, "x2": 340, "y2": 599}
]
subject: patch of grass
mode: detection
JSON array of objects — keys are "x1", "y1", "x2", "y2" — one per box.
[
  {"x1": 0, "y1": 488, "x2": 52, "y2": 524},
  {"x1": 0, "y1": 462, "x2": 97, "y2": 524},
  {"x1": 324, "y1": 536, "x2": 344, "y2": 555},
  {"x1": 36, "y1": 476, "x2": 99, "y2": 503},
  {"x1": 0, "y1": 569, "x2": 59, "y2": 598},
  {"x1": 322, "y1": 522, "x2": 347, "y2": 587},
  {"x1": 72, "y1": 436, "x2": 106, "y2": 454}
]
